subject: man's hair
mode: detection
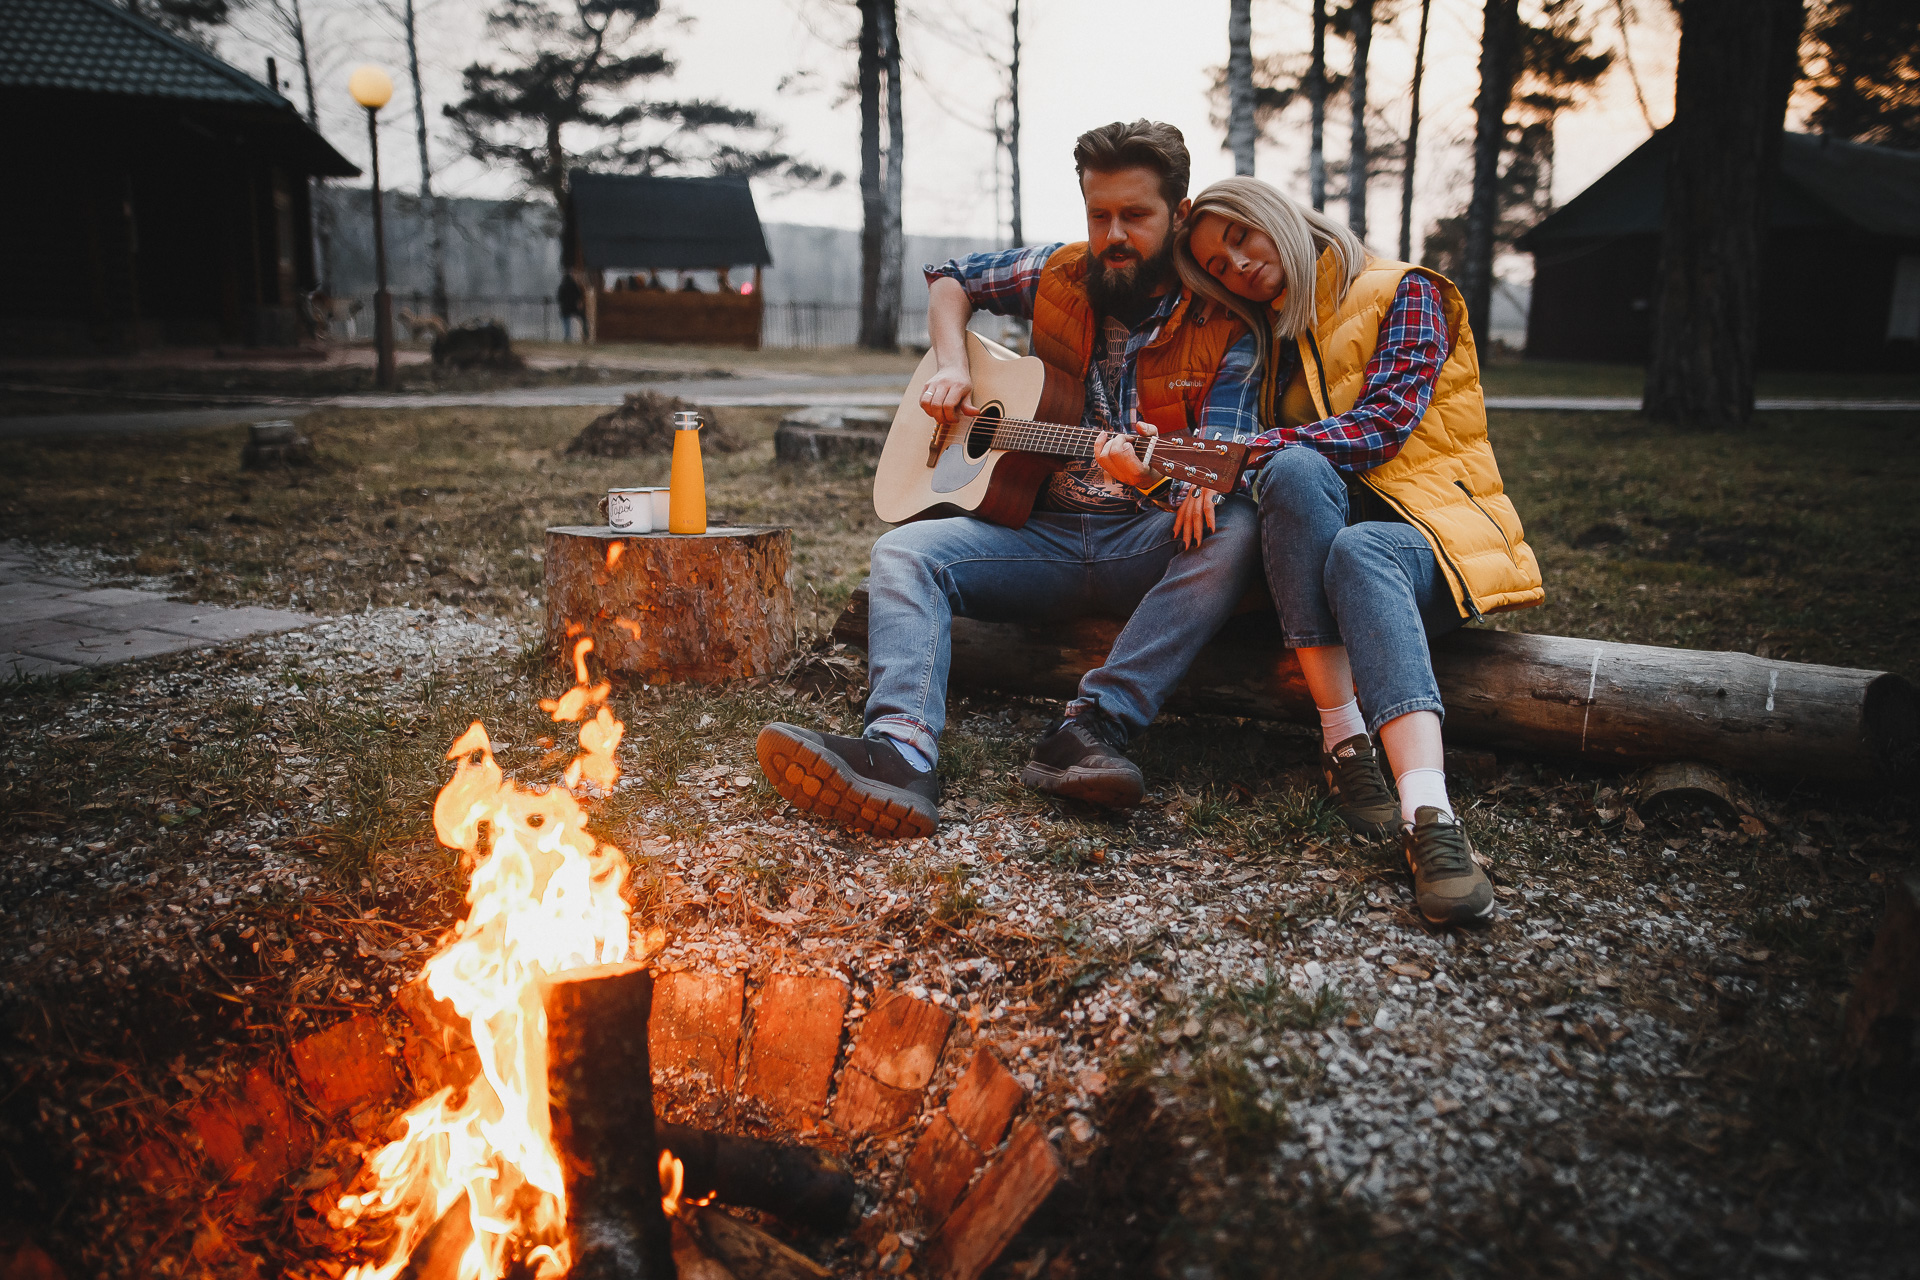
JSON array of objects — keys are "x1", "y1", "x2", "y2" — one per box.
[{"x1": 1073, "y1": 120, "x2": 1190, "y2": 212}]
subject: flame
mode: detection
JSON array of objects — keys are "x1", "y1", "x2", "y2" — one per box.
[
  {"x1": 605, "y1": 542, "x2": 624, "y2": 570},
  {"x1": 655, "y1": 1149, "x2": 711, "y2": 1218},
  {"x1": 337, "y1": 648, "x2": 636, "y2": 1278}
]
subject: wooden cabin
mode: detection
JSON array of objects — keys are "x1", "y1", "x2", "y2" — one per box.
[
  {"x1": 0, "y1": 0, "x2": 358, "y2": 353},
  {"x1": 564, "y1": 171, "x2": 772, "y2": 348},
  {"x1": 1521, "y1": 131, "x2": 1920, "y2": 372}
]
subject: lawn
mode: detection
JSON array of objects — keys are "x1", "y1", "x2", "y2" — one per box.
[{"x1": 1, "y1": 402, "x2": 1915, "y2": 1279}]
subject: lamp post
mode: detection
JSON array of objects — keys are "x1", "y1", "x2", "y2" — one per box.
[{"x1": 349, "y1": 65, "x2": 396, "y2": 390}]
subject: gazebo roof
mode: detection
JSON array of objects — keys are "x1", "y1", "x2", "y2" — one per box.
[{"x1": 567, "y1": 171, "x2": 773, "y2": 271}]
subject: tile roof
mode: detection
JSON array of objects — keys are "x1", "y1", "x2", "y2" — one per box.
[{"x1": 0, "y1": 0, "x2": 288, "y2": 107}]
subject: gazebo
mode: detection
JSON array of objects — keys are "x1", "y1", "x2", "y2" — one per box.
[{"x1": 564, "y1": 171, "x2": 774, "y2": 348}]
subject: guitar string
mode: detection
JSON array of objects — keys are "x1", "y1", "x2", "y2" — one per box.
[{"x1": 930, "y1": 415, "x2": 1238, "y2": 459}]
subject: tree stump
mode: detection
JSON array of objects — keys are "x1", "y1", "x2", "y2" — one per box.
[
  {"x1": 546, "y1": 526, "x2": 794, "y2": 684},
  {"x1": 774, "y1": 407, "x2": 891, "y2": 463}
]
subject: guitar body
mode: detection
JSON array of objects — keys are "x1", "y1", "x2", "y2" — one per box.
[{"x1": 874, "y1": 331, "x2": 1086, "y2": 528}]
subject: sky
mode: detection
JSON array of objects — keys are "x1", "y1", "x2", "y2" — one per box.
[{"x1": 219, "y1": 0, "x2": 1691, "y2": 269}]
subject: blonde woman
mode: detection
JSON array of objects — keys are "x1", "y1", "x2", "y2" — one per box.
[{"x1": 1173, "y1": 176, "x2": 1542, "y2": 927}]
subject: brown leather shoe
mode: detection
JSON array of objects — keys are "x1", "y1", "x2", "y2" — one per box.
[
  {"x1": 1020, "y1": 709, "x2": 1145, "y2": 809},
  {"x1": 1320, "y1": 734, "x2": 1399, "y2": 838},
  {"x1": 756, "y1": 723, "x2": 938, "y2": 838},
  {"x1": 1402, "y1": 807, "x2": 1495, "y2": 927}
]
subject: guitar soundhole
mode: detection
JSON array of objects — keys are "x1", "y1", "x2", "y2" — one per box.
[{"x1": 965, "y1": 402, "x2": 1004, "y2": 461}]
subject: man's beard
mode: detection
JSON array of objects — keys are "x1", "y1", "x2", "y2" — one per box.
[{"x1": 1085, "y1": 236, "x2": 1177, "y2": 315}]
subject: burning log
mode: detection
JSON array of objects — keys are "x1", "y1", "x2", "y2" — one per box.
[
  {"x1": 830, "y1": 587, "x2": 1918, "y2": 788},
  {"x1": 543, "y1": 962, "x2": 677, "y2": 1279},
  {"x1": 656, "y1": 1122, "x2": 856, "y2": 1231},
  {"x1": 545, "y1": 525, "x2": 796, "y2": 684}
]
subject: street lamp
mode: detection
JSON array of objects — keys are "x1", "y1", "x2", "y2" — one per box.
[{"x1": 349, "y1": 65, "x2": 396, "y2": 391}]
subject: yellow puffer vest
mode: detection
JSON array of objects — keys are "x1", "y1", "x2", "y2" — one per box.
[
  {"x1": 1291, "y1": 249, "x2": 1543, "y2": 617},
  {"x1": 1030, "y1": 243, "x2": 1247, "y2": 433}
]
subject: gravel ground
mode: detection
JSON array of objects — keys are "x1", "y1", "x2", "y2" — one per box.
[{"x1": 1, "y1": 545, "x2": 1912, "y2": 1279}]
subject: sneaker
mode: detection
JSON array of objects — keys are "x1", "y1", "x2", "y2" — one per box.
[
  {"x1": 756, "y1": 723, "x2": 939, "y2": 839},
  {"x1": 1401, "y1": 806, "x2": 1495, "y2": 927},
  {"x1": 1019, "y1": 707, "x2": 1145, "y2": 809},
  {"x1": 1321, "y1": 733, "x2": 1399, "y2": 838}
]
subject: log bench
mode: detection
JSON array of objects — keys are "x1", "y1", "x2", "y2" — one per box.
[{"x1": 830, "y1": 586, "x2": 1917, "y2": 789}]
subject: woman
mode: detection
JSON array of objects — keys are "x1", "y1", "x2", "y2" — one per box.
[{"x1": 1172, "y1": 177, "x2": 1542, "y2": 927}]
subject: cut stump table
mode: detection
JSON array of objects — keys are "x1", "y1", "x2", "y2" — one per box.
[{"x1": 546, "y1": 525, "x2": 794, "y2": 684}]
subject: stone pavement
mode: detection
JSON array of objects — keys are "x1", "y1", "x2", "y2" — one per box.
[{"x1": 0, "y1": 551, "x2": 313, "y2": 679}]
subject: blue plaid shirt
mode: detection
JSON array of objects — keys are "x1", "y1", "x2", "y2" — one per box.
[{"x1": 925, "y1": 244, "x2": 1260, "y2": 513}]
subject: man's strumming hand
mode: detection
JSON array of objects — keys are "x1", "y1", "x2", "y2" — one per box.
[{"x1": 920, "y1": 365, "x2": 979, "y2": 428}]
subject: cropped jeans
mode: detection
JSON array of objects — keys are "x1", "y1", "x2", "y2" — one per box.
[
  {"x1": 863, "y1": 499, "x2": 1260, "y2": 766},
  {"x1": 1255, "y1": 447, "x2": 1465, "y2": 735}
]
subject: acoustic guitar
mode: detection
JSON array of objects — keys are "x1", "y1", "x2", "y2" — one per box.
[{"x1": 873, "y1": 330, "x2": 1254, "y2": 528}]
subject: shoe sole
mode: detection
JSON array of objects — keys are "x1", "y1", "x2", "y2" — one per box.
[
  {"x1": 1020, "y1": 761, "x2": 1145, "y2": 809},
  {"x1": 1404, "y1": 845, "x2": 1498, "y2": 927},
  {"x1": 756, "y1": 725, "x2": 937, "y2": 839}
]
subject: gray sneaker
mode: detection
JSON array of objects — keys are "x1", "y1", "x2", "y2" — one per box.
[
  {"x1": 1401, "y1": 806, "x2": 1495, "y2": 927},
  {"x1": 1321, "y1": 734, "x2": 1399, "y2": 838}
]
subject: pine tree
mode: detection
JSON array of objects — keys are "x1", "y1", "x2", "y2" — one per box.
[{"x1": 1804, "y1": 0, "x2": 1920, "y2": 148}]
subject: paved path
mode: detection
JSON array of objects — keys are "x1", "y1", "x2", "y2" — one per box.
[
  {"x1": 0, "y1": 552, "x2": 313, "y2": 679},
  {"x1": 5, "y1": 380, "x2": 1918, "y2": 438}
]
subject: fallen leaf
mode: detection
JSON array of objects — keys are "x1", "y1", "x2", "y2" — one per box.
[
  {"x1": 1738, "y1": 814, "x2": 1768, "y2": 837},
  {"x1": 1388, "y1": 962, "x2": 1431, "y2": 980},
  {"x1": 1431, "y1": 1094, "x2": 1463, "y2": 1116}
]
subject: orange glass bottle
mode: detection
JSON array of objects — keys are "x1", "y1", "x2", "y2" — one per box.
[{"x1": 668, "y1": 411, "x2": 707, "y2": 534}]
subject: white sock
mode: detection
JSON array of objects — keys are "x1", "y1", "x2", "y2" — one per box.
[
  {"x1": 1396, "y1": 768, "x2": 1454, "y2": 828},
  {"x1": 873, "y1": 730, "x2": 933, "y2": 773},
  {"x1": 1317, "y1": 698, "x2": 1367, "y2": 752}
]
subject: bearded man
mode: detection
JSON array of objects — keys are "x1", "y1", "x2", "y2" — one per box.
[{"x1": 756, "y1": 120, "x2": 1261, "y2": 838}]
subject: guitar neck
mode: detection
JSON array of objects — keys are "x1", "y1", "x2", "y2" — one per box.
[{"x1": 950, "y1": 416, "x2": 1113, "y2": 458}]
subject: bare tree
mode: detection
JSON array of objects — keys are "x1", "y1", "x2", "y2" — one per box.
[
  {"x1": 1228, "y1": 0, "x2": 1256, "y2": 175},
  {"x1": 1309, "y1": 0, "x2": 1329, "y2": 210},
  {"x1": 1643, "y1": 0, "x2": 1807, "y2": 424},
  {"x1": 1008, "y1": 0, "x2": 1023, "y2": 245},
  {"x1": 400, "y1": 0, "x2": 449, "y2": 321},
  {"x1": 1460, "y1": 0, "x2": 1520, "y2": 348},
  {"x1": 1347, "y1": 0, "x2": 1374, "y2": 238},
  {"x1": 857, "y1": 0, "x2": 903, "y2": 350},
  {"x1": 1398, "y1": 0, "x2": 1431, "y2": 261}
]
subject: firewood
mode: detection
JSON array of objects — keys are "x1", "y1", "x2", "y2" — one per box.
[
  {"x1": 545, "y1": 526, "x2": 795, "y2": 684},
  {"x1": 656, "y1": 1122, "x2": 856, "y2": 1231},
  {"x1": 1842, "y1": 868, "x2": 1920, "y2": 1081},
  {"x1": 290, "y1": 1014, "x2": 399, "y2": 1117},
  {"x1": 650, "y1": 970, "x2": 745, "y2": 1095},
  {"x1": 906, "y1": 1048, "x2": 1026, "y2": 1225},
  {"x1": 925, "y1": 1122, "x2": 1063, "y2": 1280},
  {"x1": 542, "y1": 961, "x2": 675, "y2": 1279},
  {"x1": 685, "y1": 1205, "x2": 830, "y2": 1280},
  {"x1": 830, "y1": 586, "x2": 1918, "y2": 787},
  {"x1": 740, "y1": 973, "x2": 848, "y2": 1130},
  {"x1": 829, "y1": 991, "x2": 953, "y2": 1138},
  {"x1": 397, "y1": 1194, "x2": 475, "y2": 1280}
]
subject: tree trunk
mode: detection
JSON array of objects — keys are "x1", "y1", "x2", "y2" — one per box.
[
  {"x1": 544, "y1": 525, "x2": 795, "y2": 684},
  {"x1": 858, "y1": 0, "x2": 887, "y2": 350},
  {"x1": 1461, "y1": 0, "x2": 1520, "y2": 350},
  {"x1": 1227, "y1": 0, "x2": 1256, "y2": 176},
  {"x1": 1347, "y1": 0, "x2": 1373, "y2": 238},
  {"x1": 829, "y1": 588, "x2": 1918, "y2": 788},
  {"x1": 877, "y1": 0, "x2": 905, "y2": 351},
  {"x1": 542, "y1": 963, "x2": 676, "y2": 1280},
  {"x1": 1008, "y1": 0, "x2": 1023, "y2": 247},
  {"x1": 403, "y1": 0, "x2": 450, "y2": 322},
  {"x1": 1642, "y1": 0, "x2": 1807, "y2": 425},
  {"x1": 1308, "y1": 0, "x2": 1329, "y2": 210},
  {"x1": 1399, "y1": 0, "x2": 1432, "y2": 262}
]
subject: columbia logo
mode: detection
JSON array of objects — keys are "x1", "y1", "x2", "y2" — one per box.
[{"x1": 1167, "y1": 379, "x2": 1205, "y2": 388}]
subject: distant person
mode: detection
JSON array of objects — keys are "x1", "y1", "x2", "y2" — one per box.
[
  {"x1": 646, "y1": 270, "x2": 667, "y2": 292},
  {"x1": 557, "y1": 273, "x2": 585, "y2": 341},
  {"x1": 679, "y1": 272, "x2": 703, "y2": 293}
]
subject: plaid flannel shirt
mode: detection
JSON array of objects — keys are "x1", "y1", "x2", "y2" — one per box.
[
  {"x1": 925, "y1": 244, "x2": 1260, "y2": 514},
  {"x1": 1227, "y1": 272, "x2": 1450, "y2": 492}
]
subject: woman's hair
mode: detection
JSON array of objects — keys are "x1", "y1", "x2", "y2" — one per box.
[{"x1": 1175, "y1": 177, "x2": 1367, "y2": 411}]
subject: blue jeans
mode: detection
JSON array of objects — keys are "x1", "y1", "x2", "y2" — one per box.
[
  {"x1": 1255, "y1": 448, "x2": 1464, "y2": 735},
  {"x1": 863, "y1": 499, "x2": 1260, "y2": 765}
]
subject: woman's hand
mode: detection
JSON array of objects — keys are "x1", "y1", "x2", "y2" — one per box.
[
  {"x1": 919, "y1": 365, "x2": 979, "y2": 427},
  {"x1": 1173, "y1": 486, "x2": 1219, "y2": 549},
  {"x1": 1093, "y1": 423, "x2": 1157, "y2": 488}
]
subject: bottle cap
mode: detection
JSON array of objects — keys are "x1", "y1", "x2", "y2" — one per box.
[{"x1": 671, "y1": 410, "x2": 703, "y2": 430}]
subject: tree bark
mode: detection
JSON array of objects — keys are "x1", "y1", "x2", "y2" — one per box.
[
  {"x1": 1399, "y1": 0, "x2": 1432, "y2": 262},
  {"x1": 1308, "y1": 0, "x2": 1329, "y2": 211},
  {"x1": 403, "y1": 0, "x2": 450, "y2": 322},
  {"x1": 1642, "y1": 0, "x2": 1807, "y2": 425},
  {"x1": 542, "y1": 963, "x2": 675, "y2": 1280},
  {"x1": 1461, "y1": 0, "x2": 1520, "y2": 350},
  {"x1": 1227, "y1": 0, "x2": 1256, "y2": 176},
  {"x1": 858, "y1": 0, "x2": 888, "y2": 350},
  {"x1": 1008, "y1": 0, "x2": 1023, "y2": 246},
  {"x1": 829, "y1": 588, "x2": 1918, "y2": 788},
  {"x1": 877, "y1": 0, "x2": 905, "y2": 351},
  {"x1": 544, "y1": 526, "x2": 795, "y2": 684},
  {"x1": 1347, "y1": 0, "x2": 1373, "y2": 238}
]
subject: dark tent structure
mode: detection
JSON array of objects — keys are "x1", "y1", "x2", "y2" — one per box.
[
  {"x1": 1522, "y1": 131, "x2": 1920, "y2": 372},
  {"x1": 0, "y1": 0, "x2": 358, "y2": 353},
  {"x1": 564, "y1": 171, "x2": 774, "y2": 347}
]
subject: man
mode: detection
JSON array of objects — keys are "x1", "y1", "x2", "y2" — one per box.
[{"x1": 756, "y1": 120, "x2": 1261, "y2": 839}]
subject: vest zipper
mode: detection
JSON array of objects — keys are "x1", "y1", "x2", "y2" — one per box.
[
  {"x1": 1456, "y1": 480, "x2": 1515, "y2": 557},
  {"x1": 1303, "y1": 330, "x2": 1334, "y2": 417},
  {"x1": 1361, "y1": 476, "x2": 1481, "y2": 620}
]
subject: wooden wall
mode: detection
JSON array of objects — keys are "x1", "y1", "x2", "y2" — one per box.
[{"x1": 591, "y1": 289, "x2": 762, "y2": 348}]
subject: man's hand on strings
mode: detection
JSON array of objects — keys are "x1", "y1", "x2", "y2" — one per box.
[
  {"x1": 1093, "y1": 423, "x2": 1157, "y2": 488},
  {"x1": 919, "y1": 365, "x2": 979, "y2": 427},
  {"x1": 1173, "y1": 485, "x2": 1219, "y2": 549}
]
